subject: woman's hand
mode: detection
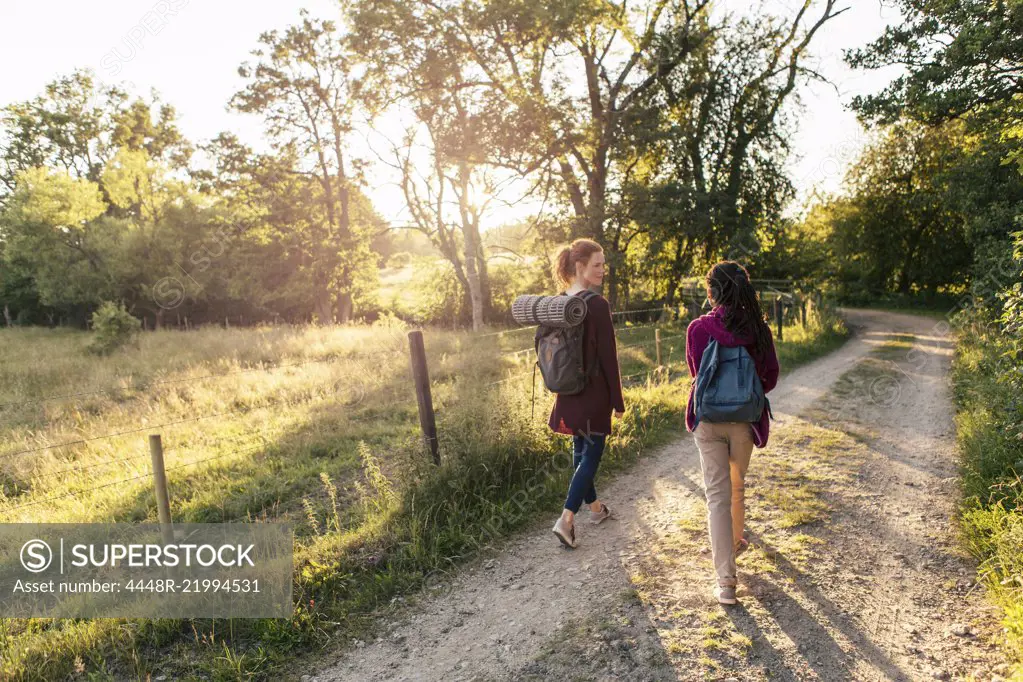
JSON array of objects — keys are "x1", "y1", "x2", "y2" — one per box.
[{"x1": 614, "y1": 410, "x2": 624, "y2": 419}]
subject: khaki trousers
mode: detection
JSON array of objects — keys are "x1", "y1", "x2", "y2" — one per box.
[{"x1": 693, "y1": 421, "x2": 754, "y2": 587}]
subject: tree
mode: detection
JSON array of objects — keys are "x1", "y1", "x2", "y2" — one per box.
[
  {"x1": 1, "y1": 167, "x2": 114, "y2": 317},
  {"x1": 352, "y1": 0, "x2": 507, "y2": 329},
  {"x1": 0, "y1": 73, "x2": 204, "y2": 328},
  {"x1": 198, "y1": 132, "x2": 384, "y2": 325},
  {"x1": 414, "y1": 0, "x2": 715, "y2": 247},
  {"x1": 610, "y1": 1, "x2": 840, "y2": 306},
  {"x1": 845, "y1": 0, "x2": 1023, "y2": 311},
  {"x1": 846, "y1": 0, "x2": 1023, "y2": 124},
  {"x1": 0, "y1": 69, "x2": 191, "y2": 204},
  {"x1": 101, "y1": 147, "x2": 187, "y2": 224},
  {"x1": 230, "y1": 10, "x2": 373, "y2": 324},
  {"x1": 353, "y1": 0, "x2": 843, "y2": 306},
  {"x1": 793, "y1": 122, "x2": 983, "y2": 300}
]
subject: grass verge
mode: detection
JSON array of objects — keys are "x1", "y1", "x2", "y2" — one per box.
[{"x1": 950, "y1": 314, "x2": 1023, "y2": 678}]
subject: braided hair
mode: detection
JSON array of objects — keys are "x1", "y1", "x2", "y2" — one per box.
[{"x1": 704, "y1": 261, "x2": 772, "y2": 358}]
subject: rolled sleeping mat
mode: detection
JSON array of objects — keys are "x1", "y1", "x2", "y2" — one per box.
[{"x1": 511, "y1": 294, "x2": 589, "y2": 328}]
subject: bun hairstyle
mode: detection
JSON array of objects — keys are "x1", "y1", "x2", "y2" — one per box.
[
  {"x1": 705, "y1": 260, "x2": 772, "y2": 358},
  {"x1": 554, "y1": 238, "x2": 603, "y2": 289}
]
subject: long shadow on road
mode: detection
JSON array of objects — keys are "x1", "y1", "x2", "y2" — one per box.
[{"x1": 744, "y1": 529, "x2": 912, "y2": 681}]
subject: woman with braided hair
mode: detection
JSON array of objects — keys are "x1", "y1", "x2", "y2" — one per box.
[{"x1": 685, "y1": 261, "x2": 780, "y2": 604}]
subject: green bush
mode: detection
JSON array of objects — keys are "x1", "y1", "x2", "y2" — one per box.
[
  {"x1": 952, "y1": 309, "x2": 1023, "y2": 672},
  {"x1": 999, "y1": 229, "x2": 1023, "y2": 393},
  {"x1": 86, "y1": 301, "x2": 141, "y2": 355}
]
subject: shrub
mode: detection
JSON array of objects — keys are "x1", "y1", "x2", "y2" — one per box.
[
  {"x1": 952, "y1": 303, "x2": 1023, "y2": 672},
  {"x1": 998, "y1": 229, "x2": 1023, "y2": 393},
  {"x1": 86, "y1": 301, "x2": 141, "y2": 355}
]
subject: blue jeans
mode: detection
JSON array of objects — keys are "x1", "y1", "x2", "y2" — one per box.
[{"x1": 564, "y1": 434, "x2": 607, "y2": 513}]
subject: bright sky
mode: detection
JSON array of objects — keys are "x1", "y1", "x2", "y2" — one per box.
[{"x1": 0, "y1": 0, "x2": 903, "y2": 228}]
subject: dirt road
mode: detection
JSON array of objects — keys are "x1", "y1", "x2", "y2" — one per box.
[{"x1": 311, "y1": 309, "x2": 1007, "y2": 682}]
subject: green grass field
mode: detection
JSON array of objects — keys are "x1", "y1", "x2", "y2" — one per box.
[{"x1": 0, "y1": 307, "x2": 848, "y2": 680}]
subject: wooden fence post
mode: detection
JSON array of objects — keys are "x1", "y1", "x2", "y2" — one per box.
[
  {"x1": 655, "y1": 328, "x2": 662, "y2": 368},
  {"x1": 773, "y1": 297, "x2": 783, "y2": 342},
  {"x1": 408, "y1": 330, "x2": 440, "y2": 465},
  {"x1": 799, "y1": 295, "x2": 807, "y2": 327},
  {"x1": 148, "y1": 434, "x2": 174, "y2": 545}
]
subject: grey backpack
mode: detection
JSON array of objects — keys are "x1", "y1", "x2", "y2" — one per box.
[
  {"x1": 533, "y1": 289, "x2": 598, "y2": 396},
  {"x1": 692, "y1": 338, "x2": 770, "y2": 426}
]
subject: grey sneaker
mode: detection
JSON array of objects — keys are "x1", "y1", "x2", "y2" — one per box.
[
  {"x1": 714, "y1": 585, "x2": 737, "y2": 605},
  {"x1": 552, "y1": 517, "x2": 577, "y2": 548},
  {"x1": 590, "y1": 502, "x2": 612, "y2": 525}
]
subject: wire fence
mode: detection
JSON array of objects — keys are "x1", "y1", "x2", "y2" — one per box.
[
  {"x1": 4, "y1": 440, "x2": 269, "y2": 512},
  {"x1": 0, "y1": 286, "x2": 814, "y2": 524}
]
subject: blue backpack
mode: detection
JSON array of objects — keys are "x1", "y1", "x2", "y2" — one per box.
[{"x1": 693, "y1": 338, "x2": 772, "y2": 427}]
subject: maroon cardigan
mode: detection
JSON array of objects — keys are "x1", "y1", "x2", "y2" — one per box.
[
  {"x1": 685, "y1": 305, "x2": 780, "y2": 447},
  {"x1": 548, "y1": 293, "x2": 626, "y2": 437}
]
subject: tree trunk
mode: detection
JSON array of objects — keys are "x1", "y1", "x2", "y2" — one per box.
[
  {"x1": 586, "y1": 146, "x2": 608, "y2": 241},
  {"x1": 315, "y1": 290, "x2": 334, "y2": 326},
  {"x1": 558, "y1": 158, "x2": 588, "y2": 228},
  {"x1": 460, "y1": 211, "x2": 485, "y2": 331},
  {"x1": 606, "y1": 261, "x2": 619, "y2": 310},
  {"x1": 463, "y1": 244, "x2": 484, "y2": 331},
  {"x1": 898, "y1": 217, "x2": 930, "y2": 295},
  {"x1": 451, "y1": 149, "x2": 487, "y2": 330},
  {"x1": 664, "y1": 240, "x2": 685, "y2": 309},
  {"x1": 664, "y1": 237, "x2": 694, "y2": 309},
  {"x1": 337, "y1": 291, "x2": 353, "y2": 324},
  {"x1": 479, "y1": 255, "x2": 494, "y2": 321},
  {"x1": 606, "y1": 218, "x2": 624, "y2": 309},
  {"x1": 336, "y1": 144, "x2": 354, "y2": 325}
]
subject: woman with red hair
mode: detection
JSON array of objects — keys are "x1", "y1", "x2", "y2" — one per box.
[{"x1": 548, "y1": 238, "x2": 626, "y2": 549}]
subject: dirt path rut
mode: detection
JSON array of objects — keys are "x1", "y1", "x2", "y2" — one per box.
[{"x1": 312, "y1": 309, "x2": 1007, "y2": 682}]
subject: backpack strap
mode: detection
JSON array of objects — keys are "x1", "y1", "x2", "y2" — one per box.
[
  {"x1": 572, "y1": 289, "x2": 600, "y2": 377},
  {"x1": 693, "y1": 338, "x2": 720, "y2": 427},
  {"x1": 531, "y1": 362, "x2": 537, "y2": 421},
  {"x1": 559, "y1": 288, "x2": 598, "y2": 299}
]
